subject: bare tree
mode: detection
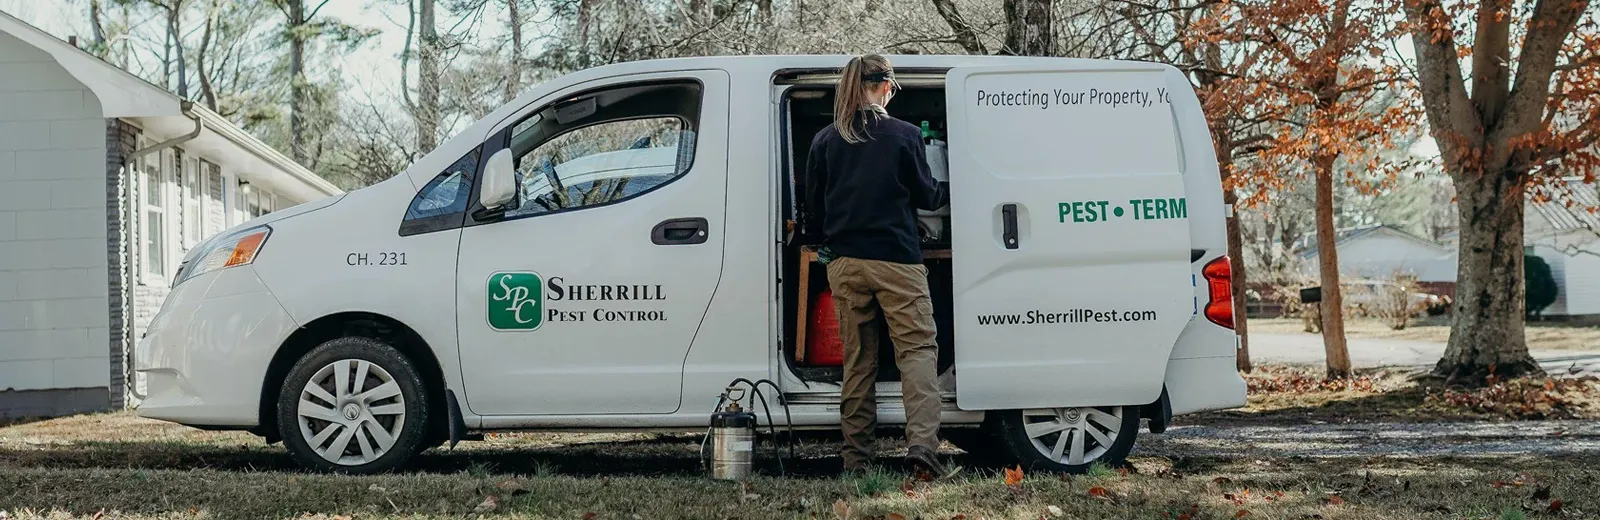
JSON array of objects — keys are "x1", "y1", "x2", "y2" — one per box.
[{"x1": 1001, "y1": 0, "x2": 1053, "y2": 55}]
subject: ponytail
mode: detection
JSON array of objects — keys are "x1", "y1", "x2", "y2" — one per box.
[{"x1": 834, "y1": 54, "x2": 893, "y2": 144}]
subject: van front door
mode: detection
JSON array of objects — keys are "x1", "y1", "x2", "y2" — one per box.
[
  {"x1": 945, "y1": 63, "x2": 1195, "y2": 410},
  {"x1": 455, "y1": 72, "x2": 730, "y2": 415}
]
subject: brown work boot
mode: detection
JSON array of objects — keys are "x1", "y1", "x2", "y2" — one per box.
[{"x1": 905, "y1": 445, "x2": 960, "y2": 479}]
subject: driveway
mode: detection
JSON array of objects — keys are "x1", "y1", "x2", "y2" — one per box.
[{"x1": 1247, "y1": 332, "x2": 1600, "y2": 373}]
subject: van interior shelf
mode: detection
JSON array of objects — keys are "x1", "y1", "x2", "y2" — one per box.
[{"x1": 792, "y1": 245, "x2": 951, "y2": 365}]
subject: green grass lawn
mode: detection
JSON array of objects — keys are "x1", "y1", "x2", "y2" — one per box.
[{"x1": 0, "y1": 413, "x2": 1593, "y2": 519}]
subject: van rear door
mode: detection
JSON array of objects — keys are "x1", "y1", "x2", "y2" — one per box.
[{"x1": 945, "y1": 62, "x2": 1194, "y2": 410}]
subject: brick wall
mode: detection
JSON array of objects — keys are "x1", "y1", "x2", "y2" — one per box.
[
  {"x1": 0, "y1": 31, "x2": 112, "y2": 417},
  {"x1": 105, "y1": 119, "x2": 136, "y2": 409}
]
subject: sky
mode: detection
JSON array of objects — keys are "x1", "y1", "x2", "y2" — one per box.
[{"x1": 0, "y1": 0, "x2": 525, "y2": 110}]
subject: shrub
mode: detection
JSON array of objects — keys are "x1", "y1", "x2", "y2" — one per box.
[{"x1": 1526, "y1": 254, "x2": 1558, "y2": 318}]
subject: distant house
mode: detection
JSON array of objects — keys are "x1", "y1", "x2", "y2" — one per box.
[
  {"x1": 1298, "y1": 225, "x2": 1454, "y2": 283},
  {"x1": 0, "y1": 12, "x2": 342, "y2": 419},
  {"x1": 1425, "y1": 178, "x2": 1600, "y2": 317}
]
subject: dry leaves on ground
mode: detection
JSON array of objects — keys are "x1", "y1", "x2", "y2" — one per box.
[{"x1": 1425, "y1": 375, "x2": 1600, "y2": 420}]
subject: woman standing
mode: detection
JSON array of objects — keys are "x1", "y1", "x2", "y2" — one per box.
[{"x1": 803, "y1": 54, "x2": 950, "y2": 475}]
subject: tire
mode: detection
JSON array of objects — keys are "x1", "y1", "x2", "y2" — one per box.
[
  {"x1": 277, "y1": 336, "x2": 432, "y2": 474},
  {"x1": 990, "y1": 406, "x2": 1140, "y2": 473}
]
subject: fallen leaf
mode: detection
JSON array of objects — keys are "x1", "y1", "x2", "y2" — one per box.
[
  {"x1": 475, "y1": 495, "x2": 500, "y2": 514},
  {"x1": 950, "y1": 515, "x2": 967, "y2": 520},
  {"x1": 1235, "y1": 509, "x2": 1251, "y2": 518},
  {"x1": 582, "y1": 513, "x2": 596, "y2": 520},
  {"x1": 496, "y1": 478, "x2": 531, "y2": 496},
  {"x1": 1548, "y1": 500, "x2": 1564, "y2": 513},
  {"x1": 834, "y1": 498, "x2": 852, "y2": 520},
  {"x1": 1117, "y1": 467, "x2": 1130, "y2": 477},
  {"x1": 1532, "y1": 486, "x2": 1551, "y2": 501},
  {"x1": 1088, "y1": 486, "x2": 1110, "y2": 499},
  {"x1": 1047, "y1": 505, "x2": 1064, "y2": 517},
  {"x1": 1004, "y1": 466, "x2": 1025, "y2": 488},
  {"x1": 1323, "y1": 495, "x2": 1345, "y2": 506},
  {"x1": 1213, "y1": 477, "x2": 1234, "y2": 486},
  {"x1": 887, "y1": 514, "x2": 908, "y2": 520}
]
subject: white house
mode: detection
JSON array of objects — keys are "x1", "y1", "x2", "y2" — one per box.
[
  {"x1": 0, "y1": 12, "x2": 342, "y2": 419},
  {"x1": 1513, "y1": 178, "x2": 1600, "y2": 316},
  {"x1": 1298, "y1": 225, "x2": 1454, "y2": 282}
]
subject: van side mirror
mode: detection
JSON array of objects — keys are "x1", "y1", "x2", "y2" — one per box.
[{"x1": 478, "y1": 148, "x2": 516, "y2": 211}]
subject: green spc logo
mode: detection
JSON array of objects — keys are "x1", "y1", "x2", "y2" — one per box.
[
  {"x1": 489, "y1": 272, "x2": 543, "y2": 330},
  {"x1": 1059, "y1": 197, "x2": 1187, "y2": 223}
]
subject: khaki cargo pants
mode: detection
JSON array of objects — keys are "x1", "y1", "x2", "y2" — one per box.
[{"x1": 824, "y1": 255, "x2": 940, "y2": 468}]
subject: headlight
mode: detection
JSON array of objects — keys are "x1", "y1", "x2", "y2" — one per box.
[{"x1": 172, "y1": 226, "x2": 271, "y2": 288}]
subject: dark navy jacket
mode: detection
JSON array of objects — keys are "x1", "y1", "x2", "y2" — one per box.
[{"x1": 804, "y1": 112, "x2": 947, "y2": 265}]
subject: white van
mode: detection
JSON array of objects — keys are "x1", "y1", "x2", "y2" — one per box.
[{"x1": 134, "y1": 55, "x2": 1246, "y2": 474}]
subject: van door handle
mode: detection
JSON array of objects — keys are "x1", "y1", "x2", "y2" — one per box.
[
  {"x1": 651, "y1": 217, "x2": 709, "y2": 245},
  {"x1": 1001, "y1": 203, "x2": 1019, "y2": 250}
]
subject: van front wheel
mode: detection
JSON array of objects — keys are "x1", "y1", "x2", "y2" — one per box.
[
  {"x1": 992, "y1": 406, "x2": 1139, "y2": 473},
  {"x1": 276, "y1": 337, "x2": 431, "y2": 474}
]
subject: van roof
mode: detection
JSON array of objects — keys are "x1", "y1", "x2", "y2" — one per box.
[{"x1": 568, "y1": 54, "x2": 1172, "y2": 79}]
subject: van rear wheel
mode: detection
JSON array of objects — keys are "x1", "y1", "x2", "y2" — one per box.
[
  {"x1": 277, "y1": 337, "x2": 431, "y2": 474},
  {"x1": 992, "y1": 406, "x2": 1139, "y2": 473}
]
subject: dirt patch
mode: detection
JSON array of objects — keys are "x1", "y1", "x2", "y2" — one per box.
[{"x1": 1248, "y1": 318, "x2": 1600, "y2": 351}]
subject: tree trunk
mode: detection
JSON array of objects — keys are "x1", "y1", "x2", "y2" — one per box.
[
  {"x1": 171, "y1": 6, "x2": 187, "y2": 98},
  {"x1": 1002, "y1": 0, "x2": 1053, "y2": 56},
  {"x1": 577, "y1": 0, "x2": 592, "y2": 68},
  {"x1": 197, "y1": 0, "x2": 217, "y2": 111},
  {"x1": 1313, "y1": 153, "x2": 1352, "y2": 379},
  {"x1": 931, "y1": 0, "x2": 986, "y2": 54},
  {"x1": 1223, "y1": 161, "x2": 1251, "y2": 373},
  {"x1": 504, "y1": 0, "x2": 522, "y2": 103},
  {"x1": 289, "y1": 0, "x2": 308, "y2": 165},
  {"x1": 1438, "y1": 170, "x2": 1540, "y2": 379},
  {"x1": 90, "y1": 0, "x2": 106, "y2": 50},
  {"x1": 417, "y1": 0, "x2": 439, "y2": 153}
]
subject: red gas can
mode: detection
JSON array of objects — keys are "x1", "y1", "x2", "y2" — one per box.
[{"x1": 805, "y1": 289, "x2": 845, "y2": 367}]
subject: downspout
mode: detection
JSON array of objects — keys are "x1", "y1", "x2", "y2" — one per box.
[{"x1": 121, "y1": 101, "x2": 203, "y2": 403}]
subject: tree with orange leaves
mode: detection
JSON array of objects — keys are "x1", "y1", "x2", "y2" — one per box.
[
  {"x1": 1112, "y1": 0, "x2": 1290, "y2": 373},
  {"x1": 1196, "y1": 0, "x2": 1421, "y2": 379},
  {"x1": 1404, "y1": 0, "x2": 1599, "y2": 380}
]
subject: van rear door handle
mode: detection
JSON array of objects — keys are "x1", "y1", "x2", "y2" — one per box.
[
  {"x1": 1001, "y1": 203, "x2": 1019, "y2": 249},
  {"x1": 651, "y1": 217, "x2": 709, "y2": 245}
]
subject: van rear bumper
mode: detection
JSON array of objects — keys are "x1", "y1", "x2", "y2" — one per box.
[{"x1": 1163, "y1": 355, "x2": 1247, "y2": 415}]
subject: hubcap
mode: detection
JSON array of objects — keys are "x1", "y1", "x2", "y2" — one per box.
[
  {"x1": 296, "y1": 359, "x2": 406, "y2": 466},
  {"x1": 1021, "y1": 406, "x2": 1124, "y2": 466}
]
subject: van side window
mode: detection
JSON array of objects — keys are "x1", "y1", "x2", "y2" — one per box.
[
  {"x1": 400, "y1": 147, "x2": 481, "y2": 236},
  {"x1": 502, "y1": 81, "x2": 701, "y2": 220}
]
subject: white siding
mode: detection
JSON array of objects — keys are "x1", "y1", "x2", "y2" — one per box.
[
  {"x1": 1558, "y1": 251, "x2": 1600, "y2": 316},
  {"x1": 0, "y1": 31, "x2": 109, "y2": 393},
  {"x1": 1304, "y1": 233, "x2": 1452, "y2": 280}
]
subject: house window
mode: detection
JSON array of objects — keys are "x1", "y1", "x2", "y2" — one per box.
[
  {"x1": 182, "y1": 155, "x2": 203, "y2": 249},
  {"x1": 202, "y1": 160, "x2": 224, "y2": 236},
  {"x1": 139, "y1": 148, "x2": 171, "y2": 282}
]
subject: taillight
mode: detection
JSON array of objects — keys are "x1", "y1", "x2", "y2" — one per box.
[{"x1": 1203, "y1": 256, "x2": 1235, "y2": 329}]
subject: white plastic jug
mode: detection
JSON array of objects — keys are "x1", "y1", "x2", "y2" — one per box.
[{"x1": 918, "y1": 139, "x2": 950, "y2": 240}]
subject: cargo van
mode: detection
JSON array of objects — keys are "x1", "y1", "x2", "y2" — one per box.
[{"x1": 134, "y1": 55, "x2": 1247, "y2": 474}]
